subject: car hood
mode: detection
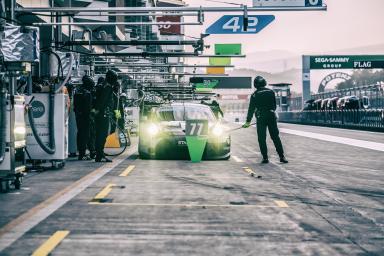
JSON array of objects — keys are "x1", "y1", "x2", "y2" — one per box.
[{"x1": 159, "y1": 120, "x2": 227, "y2": 136}]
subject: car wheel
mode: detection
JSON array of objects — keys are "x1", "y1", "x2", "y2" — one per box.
[
  {"x1": 139, "y1": 151, "x2": 151, "y2": 159},
  {"x1": 223, "y1": 155, "x2": 231, "y2": 160}
]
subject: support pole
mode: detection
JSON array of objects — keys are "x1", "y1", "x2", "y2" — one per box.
[{"x1": 16, "y1": 6, "x2": 328, "y2": 13}]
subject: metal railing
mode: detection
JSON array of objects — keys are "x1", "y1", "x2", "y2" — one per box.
[{"x1": 278, "y1": 110, "x2": 384, "y2": 132}]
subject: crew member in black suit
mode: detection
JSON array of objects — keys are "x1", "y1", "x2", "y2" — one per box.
[
  {"x1": 74, "y1": 75, "x2": 94, "y2": 160},
  {"x1": 94, "y1": 70, "x2": 120, "y2": 162},
  {"x1": 243, "y1": 76, "x2": 288, "y2": 164}
]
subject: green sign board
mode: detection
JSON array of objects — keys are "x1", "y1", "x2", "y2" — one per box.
[
  {"x1": 310, "y1": 55, "x2": 384, "y2": 69},
  {"x1": 195, "y1": 80, "x2": 219, "y2": 92},
  {"x1": 209, "y1": 57, "x2": 231, "y2": 66},
  {"x1": 193, "y1": 77, "x2": 252, "y2": 91},
  {"x1": 215, "y1": 44, "x2": 242, "y2": 55}
]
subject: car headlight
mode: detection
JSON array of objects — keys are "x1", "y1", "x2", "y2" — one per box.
[
  {"x1": 147, "y1": 123, "x2": 160, "y2": 136},
  {"x1": 211, "y1": 124, "x2": 224, "y2": 137}
]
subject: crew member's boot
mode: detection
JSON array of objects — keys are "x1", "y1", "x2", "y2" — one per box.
[
  {"x1": 95, "y1": 154, "x2": 112, "y2": 162},
  {"x1": 261, "y1": 157, "x2": 269, "y2": 164},
  {"x1": 279, "y1": 155, "x2": 289, "y2": 164}
]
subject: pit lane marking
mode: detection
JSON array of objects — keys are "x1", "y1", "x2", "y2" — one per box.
[
  {"x1": 280, "y1": 128, "x2": 384, "y2": 152},
  {"x1": 32, "y1": 230, "x2": 70, "y2": 256},
  {"x1": 88, "y1": 202, "x2": 289, "y2": 208},
  {"x1": 0, "y1": 147, "x2": 136, "y2": 252},
  {"x1": 119, "y1": 165, "x2": 135, "y2": 177},
  {"x1": 232, "y1": 156, "x2": 244, "y2": 163},
  {"x1": 274, "y1": 200, "x2": 289, "y2": 208},
  {"x1": 242, "y1": 167, "x2": 262, "y2": 178},
  {"x1": 91, "y1": 183, "x2": 116, "y2": 202}
]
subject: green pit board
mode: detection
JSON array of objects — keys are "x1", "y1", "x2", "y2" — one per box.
[
  {"x1": 215, "y1": 44, "x2": 242, "y2": 55},
  {"x1": 209, "y1": 57, "x2": 231, "y2": 66}
]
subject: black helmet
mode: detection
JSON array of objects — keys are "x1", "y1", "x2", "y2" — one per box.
[
  {"x1": 82, "y1": 75, "x2": 95, "y2": 90},
  {"x1": 254, "y1": 76, "x2": 267, "y2": 88},
  {"x1": 106, "y1": 70, "x2": 118, "y2": 84},
  {"x1": 97, "y1": 76, "x2": 105, "y2": 85}
]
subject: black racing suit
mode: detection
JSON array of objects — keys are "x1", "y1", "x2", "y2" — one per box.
[
  {"x1": 246, "y1": 87, "x2": 285, "y2": 159},
  {"x1": 74, "y1": 86, "x2": 93, "y2": 157},
  {"x1": 94, "y1": 82, "x2": 115, "y2": 160},
  {"x1": 109, "y1": 90, "x2": 121, "y2": 135},
  {"x1": 88, "y1": 86, "x2": 97, "y2": 157}
]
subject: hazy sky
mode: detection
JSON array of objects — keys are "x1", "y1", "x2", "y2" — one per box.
[{"x1": 183, "y1": 0, "x2": 384, "y2": 55}]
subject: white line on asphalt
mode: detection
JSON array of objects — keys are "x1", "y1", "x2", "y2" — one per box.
[
  {"x1": 280, "y1": 128, "x2": 384, "y2": 152},
  {"x1": 0, "y1": 147, "x2": 137, "y2": 252},
  {"x1": 281, "y1": 123, "x2": 384, "y2": 135},
  {"x1": 232, "y1": 156, "x2": 244, "y2": 163}
]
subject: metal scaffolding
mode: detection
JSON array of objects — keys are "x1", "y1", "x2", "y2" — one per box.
[{"x1": 16, "y1": 6, "x2": 327, "y2": 14}]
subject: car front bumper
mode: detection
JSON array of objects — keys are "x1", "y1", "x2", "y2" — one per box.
[{"x1": 139, "y1": 134, "x2": 231, "y2": 160}]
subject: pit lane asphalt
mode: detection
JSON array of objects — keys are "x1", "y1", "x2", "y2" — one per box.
[{"x1": 0, "y1": 123, "x2": 383, "y2": 255}]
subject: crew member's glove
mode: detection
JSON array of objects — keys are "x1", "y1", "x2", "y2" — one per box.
[
  {"x1": 242, "y1": 122, "x2": 251, "y2": 128},
  {"x1": 114, "y1": 109, "x2": 122, "y2": 119}
]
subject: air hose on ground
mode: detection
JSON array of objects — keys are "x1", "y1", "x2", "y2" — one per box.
[
  {"x1": 104, "y1": 115, "x2": 130, "y2": 157},
  {"x1": 0, "y1": 76, "x2": 7, "y2": 163}
]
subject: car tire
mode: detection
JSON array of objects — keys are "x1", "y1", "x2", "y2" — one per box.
[
  {"x1": 139, "y1": 151, "x2": 151, "y2": 159},
  {"x1": 223, "y1": 155, "x2": 231, "y2": 160}
]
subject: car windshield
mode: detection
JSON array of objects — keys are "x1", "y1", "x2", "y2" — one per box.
[{"x1": 156, "y1": 104, "x2": 216, "y2": 121}]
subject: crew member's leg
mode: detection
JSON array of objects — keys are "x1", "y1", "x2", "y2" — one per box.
[
  {"x1": 256, "y1": 118, "x2": 268, "y2": 161},
  {"x1": 76, "y1": 114, "x2": 87, "y2": 159},
  {"x1": 267, "y1": 117, "x2": 284, "y2": 158},
  {"x1": 95, "y1": 115, "x2": 110, "y2": 161},
  {"x1": 267, "y1": 116, "x2": 288, "y2": 163},
  {"x1": 88, "y1": 114, "x2": 96, "y2": 159}
]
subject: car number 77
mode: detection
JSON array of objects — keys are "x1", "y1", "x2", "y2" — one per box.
[{"x1": 190, "y1": 123, "x2": 204, "y2": 136}]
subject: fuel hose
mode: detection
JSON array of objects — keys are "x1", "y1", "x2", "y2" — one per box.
[
  {"x1": 27, "y1": 92, "x2": 56, "y2": 154},
  {"x1": 104, "y1": 116, "x2": 130, "y2": 157},
  {"x1": 27, "y1": 51, "x2": 73, "y2": 155},
  {"x1": 225, "y1": 122, "x2": 257, "y2": 133}
]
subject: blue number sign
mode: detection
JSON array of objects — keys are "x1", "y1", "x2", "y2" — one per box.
[{"x1": 206, "y1": 15, "x2": 275, "y2": 35}]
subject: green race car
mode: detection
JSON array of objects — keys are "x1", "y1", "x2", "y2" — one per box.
[{"x1": 139, "y1": 103, "x2": 231, "y2": 160}]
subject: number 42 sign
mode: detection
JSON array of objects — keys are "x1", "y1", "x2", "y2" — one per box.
[{"x1": 206, "y1": 15, "x2": 275, "y2": 34}]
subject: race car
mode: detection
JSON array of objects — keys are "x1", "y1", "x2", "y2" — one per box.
[{"x1": 138, "y1": 103, "x2": 231, "y2": 160}]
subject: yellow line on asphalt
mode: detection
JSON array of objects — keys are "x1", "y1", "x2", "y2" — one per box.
[
  {"x1": 232, "y1": 156, "x2": 244, "y2": 163},
  {"x1": 119, "y1": 165, "x2": 135, "y2": 177},
  {"x1": 93, "y1": 183, "x2": 116, "y2": 201},
  {"x1": 32, "y1": 230, "x2": 70, "y2": 256},
  {"x1": 274, "y1": 200, "x2": 289, "y2": 208},
  {"x1": 242, "y1": 167, "x2": 263, "y2": 178},
  {"x1": 242, "y1": 167, "x2": 256, "y2": 176},
  {"x1": 0, "y1": 147, "x2": 137, "y2": 252},
  {"x1": 89, "y1": 202, "x2": 287, "y2": 208}
]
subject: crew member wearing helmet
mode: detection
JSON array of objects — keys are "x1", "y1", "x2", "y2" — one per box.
[
  {"x1": 243, "y1": 76, "x2": 288, "y2": 164},
  {"x1": 94, "y1": 70, "x2": 120, "y2": 162},
  {"x1": 74, "y1": 75, "x2": 95, "y2": 160}
]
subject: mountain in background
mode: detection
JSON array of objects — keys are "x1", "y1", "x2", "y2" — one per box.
[{"x1": 227, "y1": 68, "x2": 303, "y2": 92}]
